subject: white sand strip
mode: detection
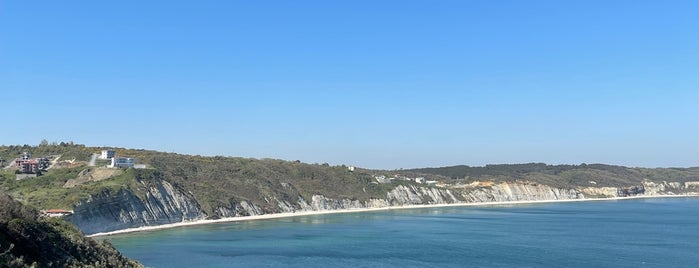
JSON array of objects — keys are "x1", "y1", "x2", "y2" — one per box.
[{"x1": 87, "y1": 194, "x2": 697, "y2": 237}]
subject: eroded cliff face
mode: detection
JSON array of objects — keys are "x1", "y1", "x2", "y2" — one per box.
[
  {"x1": 208, "y1": 183, "x2": 584, "y2": 216},
  {"x1": 69, "y1": 179, "x2": 205, "y2": 234},
  {"x1": 463, "y1": 182, "x2": 583, "y2": 202},
  {"x1": 69, "y1": 179, "x2": 699, "y2": 235},
  {"x1": 578, "y1": 187, "x2": 619, "y2": 197},
  {"x1": 577, "y1": 181, "x2": 699, "y2": 198},
  {"x1": 213, "y1": 181, "x2": 698, "y2": 215},
  {"x1": 642, "y1": 181, "x2": 699, "y2": 195}
]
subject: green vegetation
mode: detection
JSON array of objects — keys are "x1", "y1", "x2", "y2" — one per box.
[
  {"x1": 0, "y1": 142, "x2": 93, "y2": 163},
  {"x1": 0, "y1": 167, "x2": 143, "y2": 210},
  {"x1": 146, "y1": 155, "x2": 395, "y2": 215},
  {"x1": 0, "y1": 192, "x2": 141, "y2": 267},
  {"x1": 406, "y1": 163, "x2": 699, "y2": 188}
]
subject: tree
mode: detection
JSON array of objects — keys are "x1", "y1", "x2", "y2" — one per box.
[{"x1": 39, "y1": 139, "x2": 49, "y2": 147}]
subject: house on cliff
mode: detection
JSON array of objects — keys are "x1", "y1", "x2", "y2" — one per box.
[
  {"x1": 99, "y1": 149, "x2": 116, "y2": 159},
  {"x1": 110, "y1": 157, "x2": 136, "y2": 168}
]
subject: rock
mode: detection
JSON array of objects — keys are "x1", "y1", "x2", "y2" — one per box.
[
  {"x1": 684, "y1": 181, "x2": 699, "y2": 189},
  {"x1": 466, "y1": 182, "x2": 582, "y2": 202},
  {"x1": 68, "y1": 180, "x2": 205, "y2": 234},
  {"x1": 579, "y1": 187, "x2": 618, "y2": 198}
]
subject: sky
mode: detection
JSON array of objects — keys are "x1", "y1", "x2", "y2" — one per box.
[{"x1": 1, "y1": 1, "x2": 698, "y2": 169}]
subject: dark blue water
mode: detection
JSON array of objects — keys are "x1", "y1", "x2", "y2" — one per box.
[{"x1": 107, "y1": 198, "x2": 699, "y2": 267}]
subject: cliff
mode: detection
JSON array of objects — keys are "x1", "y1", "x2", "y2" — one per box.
[
  {"x1": 68, "y1": 179, "x2": 205, "y2": 235},
  {"x1": 66, "y1": 179, "x2": 699, "y2": 235}
]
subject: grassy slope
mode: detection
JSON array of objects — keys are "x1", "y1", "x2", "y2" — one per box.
[{"x1": 0, "y1": 167, "x2": 146, "y2": 210}]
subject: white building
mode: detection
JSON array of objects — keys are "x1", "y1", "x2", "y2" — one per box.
[
  {"x1": 43, "y1": 209, "x2": 74, "y2": 218},
  {"x1": 99, "y1": 149, "x2": 116, "y2": 160},
  {"x1": 110, "y1": 157, "x2": 135, "y2": 168},
  {"x1": 414, "y1": 177, "x2": 426, "y2": 184}
]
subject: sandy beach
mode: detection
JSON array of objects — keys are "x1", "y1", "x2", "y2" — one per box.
[{"x1": 88, "y1": 194, "x2": 697, "y2": 237}]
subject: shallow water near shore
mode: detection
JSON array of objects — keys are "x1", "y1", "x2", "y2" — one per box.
[{"x1": 106, "y1": 197, "x2": 699, "y2": 267}]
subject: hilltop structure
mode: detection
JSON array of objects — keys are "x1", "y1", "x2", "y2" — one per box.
[
  {"x1": 99, "y1": 149, "x2": 116, "y2": 160},
  {"x1": 13, "y1": 152, "x2": 51, "y2": 180},
  {"x1": 110, "y1": 157, "x2": 136, "y2": 168}
]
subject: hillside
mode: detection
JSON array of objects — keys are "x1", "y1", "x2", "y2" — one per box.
[
  {"x1": 405, "y1": 163, "x2": 699, "y2": 188},
  {"x1": 2, "y1": 143, "x2": 699, "y2": 235},
  {"x1": 0, "y1": 192, "x2": 141, "y2": 267}
]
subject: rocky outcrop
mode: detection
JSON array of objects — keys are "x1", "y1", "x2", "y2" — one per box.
[
  {"x1": 386, "y1": 185, "x2": 461, "y2": 205},
  {"x1": 578, "y1": 187, "x2": 618, "y2": 197},
  {"x1": 643, "y1": 180, "x2": 699, "y2": 195},
  {"x1": 684, "y1": 181, "x2": 699, "y2": 190},
  {"x1": 68, "y1": 180, "x2": 205, "y2": 234},
  {"x1": 579, "y1": 181, "x2": 699, "y2": 197},
  {"x1": 215, "y1": 200, "x2": 264, "y2": 217},
  {"x1": 463, "y1": 182, "x2": 583, "y2": 202},
  {"x1": 579, "y1": 185, "x2": 648, "y2": 197},
  {"x1": 616, "y1": 185, "x2": 645, "y2": 197}
]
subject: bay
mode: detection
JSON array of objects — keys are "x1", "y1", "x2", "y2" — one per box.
[{"x1": 107, "y1": 198, "x2": 699, "y2": 267}]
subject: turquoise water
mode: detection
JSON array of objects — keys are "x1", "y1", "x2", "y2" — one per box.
[{"x1": 107, "y1": 198, "x2": 699, "y2": 267}]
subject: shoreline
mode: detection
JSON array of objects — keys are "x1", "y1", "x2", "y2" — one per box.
[{"x1": 88, "y1": 194, "x2": 697, "y2": 238}]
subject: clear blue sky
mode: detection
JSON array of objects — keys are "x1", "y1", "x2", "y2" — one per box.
[{"x1": 1, "y1": 1, "x2": 698, "y2": 169}]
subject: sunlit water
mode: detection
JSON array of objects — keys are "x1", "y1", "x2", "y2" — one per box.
[{"x1": 106, "y1": 198, "x2": 699, "y2": 267}]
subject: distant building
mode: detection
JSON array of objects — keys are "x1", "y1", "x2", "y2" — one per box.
[
  {"x1": 38, "y1": 158, "x2": 50, "y2": 169},
  {"x1": 99, "y1": 149, "x2": 116, "y2": 160},
  {"x1": 21, "y1": 152, "x2": 31, "y2": 160},
  {"x1": 348, "y1": 166, "x2": 356, "y2": 172},
  {"x1": 426, "y1": 180, "x2": 438, "y2": 186},
  {"x1": 415, "y1": 177, "x2": 426, "y2": 184},
  {"x1": 15, "y1": 159, "x2": 40, "y2": 174},
  {"x1": 110, "y1": 157, "x2": 136, "y2": 168}
]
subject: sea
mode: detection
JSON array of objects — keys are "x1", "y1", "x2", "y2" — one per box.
[{"x1": 106, "y1": 197, "x2": 699, "y2": 267}]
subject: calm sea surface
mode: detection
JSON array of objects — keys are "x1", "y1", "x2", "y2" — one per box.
[{"x1": 107, "y1": 198, "x2": 699, "y2": 267}]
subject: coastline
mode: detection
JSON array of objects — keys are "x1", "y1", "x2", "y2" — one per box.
[{"x1": 87, "y1": 194, "x2": 697, "y2": 237}]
